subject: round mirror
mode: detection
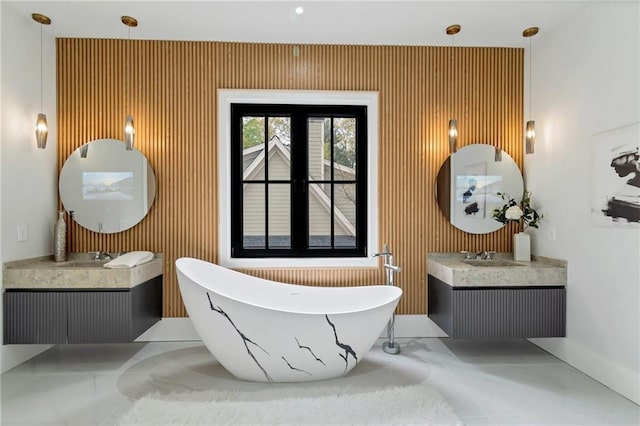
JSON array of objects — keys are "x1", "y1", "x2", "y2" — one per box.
[
  {"x1": 435, "y1": 144, "x2": 524, "y2": 234},
  {"x1": 59, "y1": 138, "x2": 157, "y2": 233}
]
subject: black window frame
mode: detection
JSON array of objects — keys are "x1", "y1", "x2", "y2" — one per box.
[{"x1": 230, "y1": 103, "x2": 368, "y2": 258}]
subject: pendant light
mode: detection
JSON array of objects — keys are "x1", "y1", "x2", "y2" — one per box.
[
  {"x1": 32, "y1": 13, "x2": 51, "y2": 149},
  {"x1": 446, "y1": 24, "x2": 461, "y2": 153},
  {"x1": 523, "y1": 26, "x2": 539, "y2": 154},
  {"x1": 122, "y1": 15, "x2": 137, "y2": 150}
]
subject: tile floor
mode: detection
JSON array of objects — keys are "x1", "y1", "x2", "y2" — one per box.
[{"x1": 1, "y1": 338, "x2": 638, "y2": 425}]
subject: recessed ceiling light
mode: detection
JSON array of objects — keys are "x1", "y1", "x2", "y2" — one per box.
[{"x1": 295, "y1": 6, "x2": 304, "y2": 15}]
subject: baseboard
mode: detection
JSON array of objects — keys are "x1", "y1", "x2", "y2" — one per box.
[
  {"x1": 528, "y1": 337, "x2": 640, "y2": 405},
  {"x1": 136, "y1": 314, "x2": 448, "y2": 343}
]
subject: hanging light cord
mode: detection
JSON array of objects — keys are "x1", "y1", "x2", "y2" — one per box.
[
  {"x1": 529, "y1": 36, "x2": 532, "y2": 119},
  {"x1": 451, "y1": 33, "x2": 455, "y2": 110},
  {"x1": 125, "y1": 25, "x2": 130, "y2": 116},
  {"x1": 40, "y1": 22, "x2": 43, "y2": 112}
]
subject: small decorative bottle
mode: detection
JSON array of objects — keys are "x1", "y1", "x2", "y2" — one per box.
[{"x1": 54, "y1": 211, "x2": 67, "y2": 262}]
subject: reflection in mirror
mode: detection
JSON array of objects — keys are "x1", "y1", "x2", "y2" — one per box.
[
  {"x1": 435, "y1": 144, "x2": 524, "y2": 234},
  {"x1": 59, "y1": 138, "x2": 157, "y2": 233}
]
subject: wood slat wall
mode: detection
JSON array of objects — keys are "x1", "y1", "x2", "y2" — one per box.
[{"x1": 57, "y1": 39, "x2": 523, "y2": 317}]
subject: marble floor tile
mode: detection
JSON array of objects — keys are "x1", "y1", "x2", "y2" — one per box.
[
  {"x1": 1, "y1": 338, "x2": 638, "y2": 426},
  {"x1": 2, "y1": 372, "x2": 148, "y2": 426}
]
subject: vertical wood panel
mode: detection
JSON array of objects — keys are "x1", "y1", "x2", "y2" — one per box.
[{"x1": 57, "y1": 39, "x2": 523, "y2": 316}]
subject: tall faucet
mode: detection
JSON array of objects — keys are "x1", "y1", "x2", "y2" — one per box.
[
  {"x1": 372, "y1": 243, "x2": 401, "y2": 355},
  {"x1": 373, "y1": 244, "x2": 394, "y2": 286}
]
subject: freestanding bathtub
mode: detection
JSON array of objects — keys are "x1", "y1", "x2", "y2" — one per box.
[{"x1": 175, "y1": 257, "x2": 402, "y2": 382}]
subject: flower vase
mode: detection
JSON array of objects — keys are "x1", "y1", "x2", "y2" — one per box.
[
  {"x1": 513, "y1": 232, "x2": 530, "y2": 262},
  {"x1": 54, "y1": 211, "x2": 67, "y2": 262}
]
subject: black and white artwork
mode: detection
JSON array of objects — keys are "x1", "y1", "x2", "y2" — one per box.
[
  {"x1": 456, "y1": 162, "x2": 488, "y2": 218},
  {"x1": 591, "y1": 123, "x2": 640, "y2": 227}
]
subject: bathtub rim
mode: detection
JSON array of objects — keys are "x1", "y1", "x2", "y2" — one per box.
[{"x1": 176, "y1": 257, "x2": 403, "y2": 316}]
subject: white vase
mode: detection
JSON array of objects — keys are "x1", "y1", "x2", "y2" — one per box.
[{"x1": 513, "y1": 232, "x2": 531, "y2": 261}]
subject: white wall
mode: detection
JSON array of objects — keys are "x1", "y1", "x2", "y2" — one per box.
[
  {"x1": 525, "y1": 2, "x2": 640, "y2": 404},
  {"x1": 0, "y1": 4, "x2": 58, "y2": 372}
]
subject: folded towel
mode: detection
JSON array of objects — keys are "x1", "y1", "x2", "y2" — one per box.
[{"x1": 103, "y1": 251, "x2": 154, "y2": 269}]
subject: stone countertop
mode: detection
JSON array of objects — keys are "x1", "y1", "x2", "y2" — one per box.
[
  {"x1": 3, "y1": 253, "x2": 163, "y2": 289},
  {"x1": 427, "y1": 252, "x2": 567, "y2": 287}
]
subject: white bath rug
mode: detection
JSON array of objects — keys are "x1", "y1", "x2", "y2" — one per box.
[{"x1": 118, "y1": 382, "x2": 462, "y2": 425}]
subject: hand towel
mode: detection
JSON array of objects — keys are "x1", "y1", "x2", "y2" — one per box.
[{"x1": 103, "y1": 251, "x2": 154, "y2": 268}]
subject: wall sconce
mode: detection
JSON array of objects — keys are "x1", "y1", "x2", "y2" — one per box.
[
  {"x1": 448, "y1": 119, "x2": 458, "y2": 153},
  {"x1": 122, "y1": 15, "x2": 137, "y2": 150},
  {"x1": 523, "y1": 26, "x2": 539, "y2": 154},
  {"x1": 124, "y1": 114, "x2": 135, "y2": 149},
  {"x1": 32, "y1": 13, "x2": 51, "y2": 149},
  {"x1": 446, "y1": 24, "x2": 461, "y2": 153}
]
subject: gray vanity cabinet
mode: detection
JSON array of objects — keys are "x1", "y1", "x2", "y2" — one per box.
[
  {"x1": 3, "y1": 292, "x2": 68, "y2": 344},
  {"x1": 428, "y1": 274, "x2": 565, "y2": 339},
  {"x1": 4, "y1": 275, "x2": 162, "y2": 344}
]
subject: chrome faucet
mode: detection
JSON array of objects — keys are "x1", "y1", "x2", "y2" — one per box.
[
  {"x1": 372, "y1": 243, "x2": 401, "y2": 355},
  {"x1": 475, "y1": 250, "x2": 496, "y2": 260},
  {"x1": 372, "y1": 249, "x2": 391, "y2": 261},
  {"x1": 90, "y1": 251, "x2": 114, "y2": 261},
  {"x1": 373, "y1": 246, "x2": 401, "y2": 283},
  {"x1": 476, "y1": 250, "x2": 488, "y2": 259},
  {"x1": 460, "y1": 250, "x2": 472, "y2": 259}
]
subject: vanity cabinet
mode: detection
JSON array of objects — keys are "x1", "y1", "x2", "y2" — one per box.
[
  {"x1": 3, "y1": 275, "x2": 162, "y2": 344},
  {"x1": 428, "y1": 274, "x2": 565, "y2": 339},
  {"x1": 427, "y1": 253, "x2": 567, "y2": 340}
]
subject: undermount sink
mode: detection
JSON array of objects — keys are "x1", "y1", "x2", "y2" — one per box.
[{"x1": 461, "y1": 259, "x2": 526, "y2": 267}]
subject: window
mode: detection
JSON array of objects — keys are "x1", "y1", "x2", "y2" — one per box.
[
  {"x1": 218, "y1": 90, "x2": 378, "y2": 268},
  {"x1": 231, "y1": 104, "x2": 367, "y2": 258}
]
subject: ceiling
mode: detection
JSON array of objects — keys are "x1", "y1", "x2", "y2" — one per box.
[{"x1": 3, "y1": 1, "x2": 590, "y2": 48}]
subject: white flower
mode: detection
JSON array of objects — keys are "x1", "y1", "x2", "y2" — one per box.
[{"x1": 505, "y1": 205, "x2": 523, "y2": 221}]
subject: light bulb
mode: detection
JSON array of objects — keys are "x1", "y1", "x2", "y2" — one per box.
[
  {"x1": 35, "y1": 113, "x2": 48, "y2": 149},
  {"x1": 525, "y1": 122, "x2": 535, "y2": 139},
  {"x1": 124, "y1": 115, "x2": 135, "y2": 150},
  {"x1": 525, "y1": 120, "x2": 535, "y2": 154},
  {"x1": 448, "y1": 118, "x2": 458, "y2": 153}
]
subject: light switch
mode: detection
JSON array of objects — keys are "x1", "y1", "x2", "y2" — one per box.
[{"x1": 17, "y1": 225, "x2": 28, "y2": 242}]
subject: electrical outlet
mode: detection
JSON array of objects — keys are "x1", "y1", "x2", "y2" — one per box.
[
  {"x1": 547, "y1": 227, "x2": 556, "y2": 241},
  {"x1": 17, "y1": 225, "x2": 28, "y2": 242}
]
